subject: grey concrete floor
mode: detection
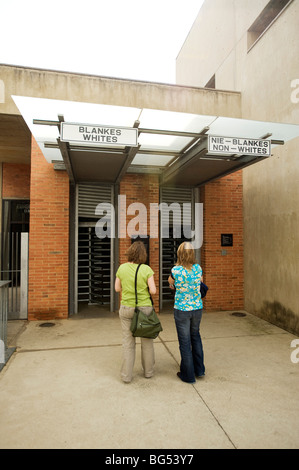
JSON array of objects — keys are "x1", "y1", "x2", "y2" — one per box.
[{"x1": 1, "y1": 308, "x2": 299, "y2": 449}]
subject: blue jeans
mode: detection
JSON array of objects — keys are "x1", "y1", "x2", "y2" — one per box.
[{"x1": 174, "y1": 308, "x2": 205, "y2": 383}]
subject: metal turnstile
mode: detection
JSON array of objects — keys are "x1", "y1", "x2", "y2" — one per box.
[
  {"x1": 160, "y1": 187, "x2": 195, "y2": 308},
  {"x1": 76, "y1": 183, "x2": 114, "y2": 310},
  {"x1": 78, "y1": 225, "x2": 111, "y2": 305}
]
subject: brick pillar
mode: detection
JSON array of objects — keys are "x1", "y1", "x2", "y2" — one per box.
[
  {"x1": 28, "y1": 137, "x2": 69, "y2": 320},
  {"x1": 201, "y1": 171, "x2": 244, "y2": 311},
  {"x1": 119, "y1": 174, "x2": 160, "y2": 310}
]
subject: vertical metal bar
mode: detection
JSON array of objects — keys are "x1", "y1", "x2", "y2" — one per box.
[
  {"x1": 193, "y1": 187, "x2": 201, "y2": 265},
  {"x1": 20, "y1": 233, "x2": 29, "y2": 319},
  {"x1": 0, "y1": 281, "x2": 15, "y2": 370},
  {"x1": 88, "y1": 227, "x2": 91, "y2": 304},
  {"x1": 3, "y1": 283, "x2": 7, "y2": 348},
  {"x1": 11, "y1": 232, "x2": 14, "y2": 314},
  {"x1": 0, "y1": 283, "x2": 7, "y2": 366},
  {"x1": 0, "y1": 285, "x2": 4, "y2": 356},
  {"x1": 113, "y1": 184, "x2": 120, "y2": 312},
  {"x1": 0, "y1": 282, "x2": 9, "y2": 367},
  {"x1": 159, "y1": 187, "x2": 163, "y2": 311},
  {"x1": 74, "y1": 184, "x2": 79, "y2": 314},
  {"x1": 16, "y1": 232, "x2": 19, "y2": 312},
  {"x1": 110, "y1": 184, "x2": 115, "y2": 312}
]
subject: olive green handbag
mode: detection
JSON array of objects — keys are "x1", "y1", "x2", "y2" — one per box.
[{"x1": 130, "y1": 264, "x2": 163, "y2": 339}]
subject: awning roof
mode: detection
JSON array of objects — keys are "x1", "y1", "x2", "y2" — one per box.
[{"x1": 12, "y1": 95, "x2": 299, "y2": 187}]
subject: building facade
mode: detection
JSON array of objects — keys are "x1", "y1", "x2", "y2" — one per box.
[
  {"x1": 1, "y1": 0, "x2": 299, "y2": 335},
  {"x1": 0, "y1": 65, "x2": 247, "y2": 320}
]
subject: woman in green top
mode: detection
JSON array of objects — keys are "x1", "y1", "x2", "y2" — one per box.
[{"x1": 115, "y1": 241, "x2": 157, "y2": 383}]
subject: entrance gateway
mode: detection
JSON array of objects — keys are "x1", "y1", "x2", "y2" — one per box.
[
  {"x1": 76, "y1": 183, "x2": 195, "y2": 312},
  {"x1": 12, "y1": 96, "x2": 299, "y2": 315}
]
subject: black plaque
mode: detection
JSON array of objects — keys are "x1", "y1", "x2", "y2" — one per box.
[{"x1": 221, "y1": 234, "x2": 233, "y2": 247}]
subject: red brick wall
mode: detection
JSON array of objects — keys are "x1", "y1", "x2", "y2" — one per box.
[
  {"x1": 119, "y1": 174, "x2": 160, "y2": 309},
  {"x1": 201, "y1": 171, "x2": 244, "y2": 311},
  {"x1": 28, "y1": 138, "x2": 69, "y2": 320},
  {"x1": 2, "y1": 163, "x2": 30, "y2": 198},
  {"x1": 26, "y1": 141, "x2": 243, "y2": 318},
  {"x1": 118, "y1": 172, "x2": 243, "y2": 312}
]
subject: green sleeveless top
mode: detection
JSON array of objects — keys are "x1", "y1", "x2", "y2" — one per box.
[{"x1": 116, "y1": 263, "x2": 154, "y2": 307}]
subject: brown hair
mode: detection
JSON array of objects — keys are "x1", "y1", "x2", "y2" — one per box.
[
  {"x1": 126, "y1": 241, "x2": 148, "y2": 264},
  {"x1": 176, "y1": 242, "x2": 196, "y2": 270}
]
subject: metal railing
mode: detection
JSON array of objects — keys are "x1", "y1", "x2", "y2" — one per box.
[
  {"x1": 1, "y1": 232, "x2": 20, "y2": 315},
  {"x1": 1, "y1": 232, "x2": 28, "y2": 320},
  {"x1": 0, "y1": 281, "x2": 15, "y2": 371}
]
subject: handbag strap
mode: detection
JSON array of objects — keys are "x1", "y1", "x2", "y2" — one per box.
[
  {"x1": 134, "y1": 264, "x2": 142, "y2": 306},
  {"x1": 134, "y1": 263, "x2": 154, "y2": 307}
]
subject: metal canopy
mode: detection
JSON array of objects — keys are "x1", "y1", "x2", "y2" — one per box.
[{"x1": 12, "y1": 95, "x2": 299, "y2": 187}]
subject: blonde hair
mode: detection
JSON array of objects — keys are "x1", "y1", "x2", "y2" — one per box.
[
  {"x1": 176, "y1": 242, "x2": 196, "y2": 270},
  {"x1": 126, "y1": 241, "x2": 147, "y2": 264}
]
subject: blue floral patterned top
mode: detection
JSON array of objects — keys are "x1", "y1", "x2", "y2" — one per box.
[{"x1": 171, "y1": 264, "x2": 203, "y2": 311}]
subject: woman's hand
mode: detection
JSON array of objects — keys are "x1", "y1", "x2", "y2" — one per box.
[{"x1": 168, "y1": 275, "x2": 175, "y2": 290}]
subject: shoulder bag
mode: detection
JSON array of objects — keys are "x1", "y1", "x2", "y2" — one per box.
[
  {"x1": 130, "y1": 264, "x2": 163, "y2": 339},
  {"x1": 200, "y1": 282, "x2": 209, "y2": 298}
]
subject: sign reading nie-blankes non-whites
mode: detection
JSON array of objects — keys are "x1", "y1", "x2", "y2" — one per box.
[
  {"x1": 61, "y1": 122, "x2": 138, "y2": 147},
  {"x1": 208, "y1": 135, "x2": 271, "y2": 156}
]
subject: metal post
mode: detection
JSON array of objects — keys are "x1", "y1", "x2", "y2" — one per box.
[
  {"x1": 20, "y1": 233, "x2": 29, "y2": 319},
  {"x1": 0, "y1": 281, "x2": 15, "y2": 371}
]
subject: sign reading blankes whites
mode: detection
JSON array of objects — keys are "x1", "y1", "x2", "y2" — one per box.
[{"x1": 61, "y1": 122, "x2": 138, "y2": 147}]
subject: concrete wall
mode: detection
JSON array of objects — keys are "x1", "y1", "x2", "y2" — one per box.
[
  {"x1": 242, "y1": 1, "x2": 299, "y2": 334},
  {"x1": 177, "y1": 0, "x2": 299, "y2": 334},
  {"x1": 0, "y1": 64, "x2": 241, "y2": 119},
  {"x1": 176, "y1": 0, "x2": 269, "y2": 90}
]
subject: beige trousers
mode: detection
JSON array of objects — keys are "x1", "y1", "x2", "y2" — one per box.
[{"x1": 119, "y1": 305, "x2": 155, "y2": 383}]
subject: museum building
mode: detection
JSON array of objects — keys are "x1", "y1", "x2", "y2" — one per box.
[{"x1": 1, "y1": 0, "x2": 299, "y2": 335}]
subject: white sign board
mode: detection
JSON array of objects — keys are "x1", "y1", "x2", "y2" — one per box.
[
  {"x1": 208, "y1": 135, "x2": 271, "y2": 156},
  {"x1": 61, "y1": 122, "x2": 138, "y2": 147}
]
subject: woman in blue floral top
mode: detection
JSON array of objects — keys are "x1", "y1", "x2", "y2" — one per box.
[{"x1": 169, "y1": 242, "x2": 205, "y2": 383}]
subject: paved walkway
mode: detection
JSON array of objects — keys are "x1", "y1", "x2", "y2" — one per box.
[{"x1": 1, "y1": 309, "x2": 299, "y2": 449}]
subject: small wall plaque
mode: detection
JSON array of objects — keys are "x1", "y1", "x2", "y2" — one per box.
[{"x1": 221, "y1": 234, "x2": 233, "y2": 247}]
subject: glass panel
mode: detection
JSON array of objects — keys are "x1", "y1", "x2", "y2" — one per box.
[
  {"x1": 139, "y1": 133, "x2": 192, "y2": 152},
  {"x1": 63, "y1": 102, "x2": 141, "y2": 127},
  {"x1": 10, "y1": 201, "x2": 30, "y2": 224},
  {"x1": 12, "y1": 96, "x2": 299, "y2": 167},
  {"x1": 13, "y1": 96, "x2": 141, "y2": 128},
  {"x1": 12, "y1": 96, "x2": 141, "y2": 161},
  {"x1": 131, "y1": 153, "x2": 176, "y2": 166},
  {"x1": 139, "y1": 108, "x2": 217, "y2": 132},
  {"x1": 208, "y1": 117, "x2": 299, "y2": 141}
]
